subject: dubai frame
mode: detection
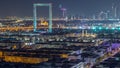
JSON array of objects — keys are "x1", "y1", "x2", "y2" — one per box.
[{"x1": 33, "y1": 3, "x2": 52, "y2": 33}]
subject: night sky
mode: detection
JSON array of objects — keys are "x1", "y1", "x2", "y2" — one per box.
[{"x1": 0, "y1": 0, "x2": 120, "y2": 18}]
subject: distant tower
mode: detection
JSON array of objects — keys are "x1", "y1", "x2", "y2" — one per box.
[
  {"x1": 114, "y1": 7, "x2": 117, "y2": 18},
  {"x1": 85, "y1": 30, "x2": 88, "y2": 36},
  {"x1": 82, "y1": 30, "x2": 84, "y2": 37},
  {"x1": 59, "y1": 4, "x2": 67, "y2": 18},
  {"x1": 112, "y1": 3, "x2": 117, "y2": 19},
  {"x1": 93, "y1": 15, "x2": 96, "y2": 20},
  {"x1": 61, "y1": 8, "x2": 67, "y2": 18}
]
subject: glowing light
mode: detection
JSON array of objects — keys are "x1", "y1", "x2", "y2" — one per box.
[
  {"x1": 92, "y1": 27, "x2": 96, "y2": 29},
  {"x1": 79, "y1": 26, "x2": 82, "y2": 29},
  {"x1": 112, "y1": 27, "x2": 115, "y2": 30},
  {"x1": 99, "y1": 27, "x2": 102, "y2": 30},
  {"x1": 118, "y1": 28, "x2": 120, "y2": 30}
]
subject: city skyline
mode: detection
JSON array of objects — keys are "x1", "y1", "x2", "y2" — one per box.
[
  {"x1": 0, "y1": 0, "x2": 120, "y2": 18},
  {"x1": 0, "y1": 1, "x2": 120, "y2": 68}
]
